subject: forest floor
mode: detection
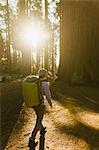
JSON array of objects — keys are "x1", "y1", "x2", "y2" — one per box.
[{"x1": 2, "y1": 81, "x2": 99, "y2": 150}]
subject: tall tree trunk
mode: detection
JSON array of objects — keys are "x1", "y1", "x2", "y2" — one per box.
[
  {"x1": 58, "y1": 0, "x2": 99, "y2": 83},
  {"x1": 36, "y1": 48, "x2": 40, "y2": 71},
  {"x1": 44, "y1": 0, "x2": 48, "y2": 69},
  {"x1": 19, "y1": 0, "x2": 31, "y2": 75},
  {"x1": 6, "y1": 0, "x2": 11, "y2": 73}
]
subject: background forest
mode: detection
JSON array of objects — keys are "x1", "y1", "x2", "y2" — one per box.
[
  {"x1": 0, "y1": 0, "x2": 60, "y2": 75},
  {"x1": 0, "y1": 0, "x2": 99, "y2": 85}
]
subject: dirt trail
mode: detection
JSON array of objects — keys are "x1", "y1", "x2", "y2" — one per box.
[
  {"x1": 5, "y1": 96, "x2": 99, "y2": 150},
  {"x1": 4, "y1": 83, "x2": 99, "y2": 150}
]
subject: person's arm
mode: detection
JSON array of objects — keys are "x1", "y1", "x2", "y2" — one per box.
[
  {"x1": 47, "y1": 72, "x2": 58, "y2": 82},
  {"x1": 42, "y1": 81, "x2": 52, "y2": 107}
]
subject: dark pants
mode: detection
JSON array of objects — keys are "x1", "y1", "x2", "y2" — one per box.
[{"x1": 31, "y1": 103, "x2": 45, "y2": 140}]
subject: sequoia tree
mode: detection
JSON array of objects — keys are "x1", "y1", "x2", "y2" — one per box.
[{"x1": 58, "y1": 0, "x2": 99, "y2": 83}]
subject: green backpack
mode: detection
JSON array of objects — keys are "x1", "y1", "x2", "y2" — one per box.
[{"x1": 22, "y1": 75, "x2": 40, "y2": 107}]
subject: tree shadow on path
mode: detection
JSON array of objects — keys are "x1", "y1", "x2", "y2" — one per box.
[
  {"x1": 51, "y1": 81, "x2": 99, "y2": 149},
  {"x1": 56, "y1": 121, "x2": 99, "y2": 150},
  {"x1": 52, "y1": 81, "x2": 99, "y2": 113}
]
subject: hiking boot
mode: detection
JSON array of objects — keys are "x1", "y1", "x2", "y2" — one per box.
[
  {"x1": 40, "y1": 127, "x2": 47, "y2": 134},
  {"x1": 28, "y1": 137, "x2": 38, "y2": 148}
]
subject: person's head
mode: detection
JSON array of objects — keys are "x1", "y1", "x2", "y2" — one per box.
[{"x1": 38, "y1": 68, "x2": 48, "y2": 79}]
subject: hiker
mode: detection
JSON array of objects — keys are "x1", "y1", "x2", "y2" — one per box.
[{"x1": 28, "y1": 68, "x2": 53, "y2": 147}]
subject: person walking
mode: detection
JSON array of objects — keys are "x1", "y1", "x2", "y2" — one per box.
[{"x1": 28, "y1": 68, "x2": 52, "y2": 148}]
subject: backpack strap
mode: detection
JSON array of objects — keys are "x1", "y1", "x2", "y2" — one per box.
[{"x1": 37, "y1": 79, "x2": 43, "y2": 103}]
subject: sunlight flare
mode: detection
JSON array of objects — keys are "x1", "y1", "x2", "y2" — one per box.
[{"x1": 21, "y1": 23, "x2": 49, "y2": 47}]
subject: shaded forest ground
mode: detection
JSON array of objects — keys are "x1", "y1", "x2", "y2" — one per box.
[
  {"x1": 0, "y1": 77, "x2": 23, "y2": 150},
  {"x1": 1, "y1": 80, "x2": 99, "y2": 150}
]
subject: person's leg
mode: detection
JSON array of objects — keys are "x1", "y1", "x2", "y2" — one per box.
[
  {"x1": 31, "y1": 103, "x2": 44, "y2": 141},
  {"x1": 35, "y1": 103, "x2": 45, "y2": 129}
]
